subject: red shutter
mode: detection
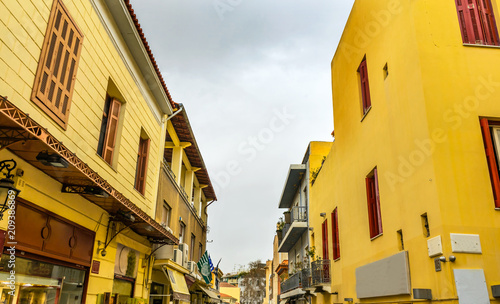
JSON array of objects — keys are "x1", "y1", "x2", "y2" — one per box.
[
  {"x1": 365, "y1": 177, "x2": 376, "y2": 238},
  {"x1": 480, "y1": 118, "x2": 500, "y2": 208},
  {"x1": 102, "y1": 98, "x2": 121, "y2": 164},
  {"x1": 135, "y1": 137, "x2": 150, "y2": 194},
  {"x1": 477, "y1": 0, "x2": 500, "y2": 45},
  {"x1": 331, "y1": 209, "x2": 340, "y2": 260},
  {"x1": 373, "y1": 168, "x2": 383, "y2": 234},
  {"x1": 358, "y1": 58, "x2": 371, "y2": 113},
  {"x1": 321, "y1": 220, "x2": 329, "y2": 260}
]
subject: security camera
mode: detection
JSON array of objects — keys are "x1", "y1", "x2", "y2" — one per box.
[
  {"x1": 101, "y1": 249, "x2": 107, "y2": 257},
  {"x1": 439, "y1": 256, "x2": 447, "y2": 262}
]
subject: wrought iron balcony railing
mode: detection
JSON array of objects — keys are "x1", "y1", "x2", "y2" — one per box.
[
  {"x1": 311, "y1": 259, "x2": 331, "y2": 285},
  {"x1": 301, "y1": 268, "x2": 312, "y2": 289},
  {"x1": 280, "y1": 271, "x2": 302, "y2": 293}
]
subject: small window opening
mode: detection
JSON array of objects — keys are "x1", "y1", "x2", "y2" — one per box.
[
  {"x1": 383, "y1": 63, "x2": 389, "y2": 79},
  {"x1": 397, "y1": 229, "x2": 404, "y2": 250},
  {"x1": 421, "y1": 213, "x2": 430, "y2": 237}
]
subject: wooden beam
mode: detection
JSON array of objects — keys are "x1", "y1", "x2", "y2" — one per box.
[{"x1": 166, "y1": 121, "x2": 180, "y2": 146}]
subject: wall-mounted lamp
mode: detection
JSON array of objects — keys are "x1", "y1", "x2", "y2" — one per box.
[
  {"x1": 36, "y1": 151, "x2": 69, "y2": 168},
  {"x1": 0, "y1": 160, "x2": 20, "y2": 220},
  {"x1": 320, "y1": 212, "x2": 326, "y2": 218}
]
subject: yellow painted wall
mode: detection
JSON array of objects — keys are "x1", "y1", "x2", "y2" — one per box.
[
  {"x1": 311, "y1": 0, "x2": 500, "y2": 302},
  {"x1": 0, "y1": 0, "x2": 175, "y2": 301},
  {"x1": 220, "y1": 286, "x2": 241, "y2": 303},
  {"x1": 0, "y1": 0, "x2": 169, "y2": 218}
]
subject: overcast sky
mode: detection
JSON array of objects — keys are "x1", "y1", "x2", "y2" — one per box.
[{"x1": 129, "y1": 0, "x2": 355, "y2": 273}]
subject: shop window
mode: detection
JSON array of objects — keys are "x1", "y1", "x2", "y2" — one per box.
[
  {"x1": 31, "y1": 0, "x2": 83, "y2": 129},
  {"x1": 479, "y1": 118, "x2": 500, "y2": 208},
  {"x1": 112, "y1": 276, "x2": 135, "y2": 304},
  {"x1": 97, "y1": 96, "x2": 122, "y2": 165},
  {"x1": 321, "y1": 219, "x2": 329, "y2": 260},
  {"x1": 358, "y1": 56, "x2": 372, "y2": 116},
  {"x1": 331, "y1": 208, "x2": 340, "y2": 260},
  {"x1": 0, "y1": 255, "x2": 87, "y2": 304},
  {"x1": 134, "y1": 131, "x2": 150, "y2": 194},
  {"x1": 366, "y1": 167, "x2": 383, "y2": 239},
  {"x1": 455, "y1": 0, "x2": 499, "y2": 46}
]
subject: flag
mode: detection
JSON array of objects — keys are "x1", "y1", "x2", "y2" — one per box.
[{"x1": 197, "y1": 251, "x2": 212, "y2": 284}]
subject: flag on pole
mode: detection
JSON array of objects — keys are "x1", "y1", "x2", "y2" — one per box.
[{"x1": 197, "y1": 251, "x2": 212, "y2": 284}]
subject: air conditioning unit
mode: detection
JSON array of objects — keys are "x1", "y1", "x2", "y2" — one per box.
[
  {"x1": 154, "y1": 245, "x2": 174, "y2": 260},
  {"x1": 186, "y1": 261, "x2": 197, "y2": 273},
  {"x1": 178, "y1": 243, "x2": 189, "y2": 267},
  {"x1": 173, "y1": 249, "x2": 183, "y2": 265}
]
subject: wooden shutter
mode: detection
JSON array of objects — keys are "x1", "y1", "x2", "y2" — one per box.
[
  {"x1": 321, "y1": 220, "x2": 329, "y2": 260},
  {"x1": 331, "y1": 208, "x2": 340, "y2": 260},
  {"x1": 102, "y1": 98, "x2": 121, "y2": 164},
  {"x1": 480, "y1": 118, "x2": 500, "y2": 208},
  {"x1": 477, "y1": 0, "x2": 500, "y2": 45},
  {"x1": 32, "y1": 0, "x2": 83, "y2": 128},
  {"x1": 358, "y1": 58, "x2": 371, "y2": 113},
  {"x1": 135, "y1": 137, "x2": 150, "y2": 194},
  {"x1": 373, "y1": 168, "x2": 383, "y2": 235},
  {"x1": 366, "y1": 173, "x2": 382, "y2": 238}
]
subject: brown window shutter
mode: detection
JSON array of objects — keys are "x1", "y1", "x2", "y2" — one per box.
[
  {"x1": 358, "y1": 58, "x2": 371, "y2": 113},
  {"x1": 135, "y1": 137, "x2": 150, "y2": 194},
  {"x1": 32, "y1": 0, "x2": 83, "y2": 128},
  {"x1": 102, "y1": 98, "x2": 121, "y2": 164},
  {"x1": 321, "y1": 220, "x2": 329, "y2": 260}
]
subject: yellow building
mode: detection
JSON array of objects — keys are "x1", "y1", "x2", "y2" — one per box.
[
  {"x1": 220, "y1": 282, "x2": 241, "y2": 304},
  {"x1": 0, "y1": 0, "x2": 216, "y2": 303},
  {"x1": 309, "y1": 0, "x2": 500, "y2": 303}
]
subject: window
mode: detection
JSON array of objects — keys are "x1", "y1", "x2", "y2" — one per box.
[
  {"x1": 455, "y1": 0, "x2": 499, "y2": 46},
  {"x1": 190, "y1": 234, "x2": 195, "y2": 260},
  {"x1": 397, "y1": 230, "x2": 404, "y2": 251},
  {"x1": 134, "y1": 134, "x2": 150, "y2": 194},
  {"x1": 366, "y1": 168, "x2": 383, "y2": 238},
  {"x1": 199, "y1": 243, "x2": 203, "y2": 261},
  {"x1": 162, "y1": 202, "x2": 171, "y2": 227},
  {"x1": 358, "y1": 56, "x2": 372, "y2": 115},
  {"x1": 321, "y1": 220, "x2": 329, "y2": 260},
  {"x1": 331, "y1": 208, "x2": 340, "y2": 260},
  {"x1": 421, "y1": 213, "x2": 430, "y2": 237},
  {"x1": 97, "y1": 97, "x2": 122, "y2": 165},
  {"x1": 179, "y1": 222, "x2": 186, "y2": 243},
  {"x1": 31, "y1": 0, "x2": 83, "y2": 129},
  {"x1": 479, "y1": 118, "x2": 500, "y2": 208}
]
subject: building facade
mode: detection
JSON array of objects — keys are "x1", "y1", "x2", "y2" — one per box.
[
  {"x1": 0, "y1": 0, "x2": 216, "y2": 303},
  {"x1": 276, "y1": 142, "x2": 331, "y2": 304},
  {"x1": 309, "y1": 0, "x2": 500, "y2": 303}
]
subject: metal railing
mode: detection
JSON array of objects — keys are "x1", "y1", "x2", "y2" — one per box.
[
  {"x1": 301, "y1": 268, "x2": 312, "y2": 289},
  {"x1": 282, "y1": 206, "x2": 307, "y2": 237},
  {"x1": 280, "y1": 271, "x2": 302, "y2": 293},
  {"x1": 311, "y1": 259, "x2": 331, "y2": 285}
]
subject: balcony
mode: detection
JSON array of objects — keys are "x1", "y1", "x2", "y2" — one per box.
[
  {"x1": 278, "y1": 206, "x2": 307, "y2": 252},
  {"x1": 278, "y1": 164, "x2": 306, "y2": 209},
  {"x1": 280, "y1": 272, "x2": 302, "y2": 294},
  {"x1": 301, "y1": 268, "x2": 312, "y2": 290},
  {"x1": 311, "y1": 259, "x2": 331, "y2": 286}
]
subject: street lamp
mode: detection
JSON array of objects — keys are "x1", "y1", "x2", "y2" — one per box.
[{"x1": 0, "y1": 160, "x2": 20, "y2": 220}]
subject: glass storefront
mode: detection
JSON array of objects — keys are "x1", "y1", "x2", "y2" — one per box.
[{"x1": 0, "y1": 255, "x2": 86, "y2": 304}]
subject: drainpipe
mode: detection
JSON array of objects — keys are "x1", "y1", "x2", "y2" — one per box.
[{"x1": 165, "y1": 103, "x2": 184, "y2": 122}]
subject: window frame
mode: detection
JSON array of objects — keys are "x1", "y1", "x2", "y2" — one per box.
[
  {"x1": 31, "y1": 0, "x2": 83, "y2": 129},
  {"x1": 455, "y1": 0, "x2": 500, "y2": 46},
  {"x1": 479, "y1": 118, "x2": 500, "y2": 208},
  {"x1": 321, "y1": 219, "x2": 329, "y2": 260},
  {"x1": 366, "y1": 168, "x2": 383, "y2": 239},
  {"x1": 134, "y1": 135, "x2": 150, "y2": 195},
  {"x1": 179, "y1": 221, "x2": 186, "y2": 244},
  {"x1": 97, "y1": 96, "x2": 122, "y2": 165},
  {"x1": 358, "y1": 56, "x2": 372, "y2": 116},
  {"x1": 162, "y1": 201, "x2": 171, "y2": 227},
  {"x1": 331, "y1": 208, "x2": 340, "y2": 260}
]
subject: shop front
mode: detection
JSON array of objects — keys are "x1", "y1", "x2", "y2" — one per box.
[{"x1": 0, "y1": 199, "x2": 94, "y2": 304}]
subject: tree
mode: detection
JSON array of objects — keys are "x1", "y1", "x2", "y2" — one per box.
[{"x1": 239, "y1": 260, "x2": 266, "y2": 304}]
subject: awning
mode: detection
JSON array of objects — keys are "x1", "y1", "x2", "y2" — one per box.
[
  {"x1": 199, "y1": 285, "x2": 220, "y2": 303},
  {"x1": 0, "y1": 95, "x2": 177, "y2": 244},
  {"x1": 162, "y1": 266, "x2": 190, "y2": 302}
]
